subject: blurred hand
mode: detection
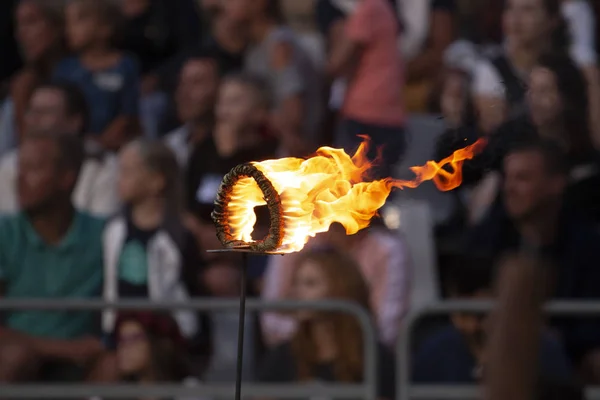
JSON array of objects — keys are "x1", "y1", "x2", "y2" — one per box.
[
  {"x1": 496, "y1": 253, "x2": 551, "y2": 299},
  {"x1": 485, "y1": 254, "x2": 549, "y2": 400}
]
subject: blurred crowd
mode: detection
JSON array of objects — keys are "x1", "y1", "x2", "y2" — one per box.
[{"x1": 0, "y1": 0, "x2": 599, "y2": 399}]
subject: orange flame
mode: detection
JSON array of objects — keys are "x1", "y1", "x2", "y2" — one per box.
[{"x1": 227, "y1": 137, "x2": 487, "y2": 253}]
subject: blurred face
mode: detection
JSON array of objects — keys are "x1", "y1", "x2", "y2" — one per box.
[
  {"x1": 216, "y1": 81, "x2": 264, "y2": 131},
  {"x1": 65, "y1": 2, "x2": 100, "y2": 51},
  {"x1": 18, "y1": 138, "x2": 67, "y2": 211},
  {"x1": 222, "y1": 0, "x2": 256, "y2": 24},
  {"x1": 503, "y1": 0, "x2": 553, "y2": 48},
  {"x1": 176, "y1": 59, "x2": 220, "y2": 123},
  {"x1": 117, "y1": 321, "x2": 151, "y2": 376},
  {"x1": 293, "y1": 260, "x2": 330, "y2": 320},
  {"x1": 118, "y1": 144, "x2": 163, "y2": 204},
  {"x1": 121, "y1": 0, "x2": 150, "y2": 17},
  {"x1": 25, "y1": 88, "x2": 81, "y2": 135},
  {"x1": 528, "y1": 66, "x2": 563, "y2": 129},
  {"x1": 15, "y1": 1, "x2": 60, "y2": 62},
  {"x1": 502, "y1": 151, "x2": 563, "y2": 220},
  {"x1": 441, "y1": 73, "x2": 467, "y2": 128},
  {"x1": 450, "y1": 290, "x2": 491, "y2": 349}
]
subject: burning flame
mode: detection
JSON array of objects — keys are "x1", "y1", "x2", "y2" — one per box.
[{"x1": 227, "y1": 137, "x2": 487, "y2": 253}]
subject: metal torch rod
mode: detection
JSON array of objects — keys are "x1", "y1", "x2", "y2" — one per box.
[{"x1": 235, "y1": 252, "x2": 248, "y2": 400}]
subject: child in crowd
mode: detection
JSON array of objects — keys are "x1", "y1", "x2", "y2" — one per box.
[
  {"x1": 102, "y1": 140, "x2": 199, "y2": 340},
  {"x1": 185, "y1": 72, "x2": 278, "y2": 255},
  {"x1": 412, "y1": 256, "x2": 572, "y2": 384},
  {"x1": 4, "y1": 0, "x2": 66, "y2": 148},
  {"x1": 91, "y1": 312, "x2": 202, "y2": 400},
  {"x1": 223, "y1": 0, "x2": 322, "y2": 156},
  {"x1": 55, "y1": 0, "x2": 140, "y2": 151}
]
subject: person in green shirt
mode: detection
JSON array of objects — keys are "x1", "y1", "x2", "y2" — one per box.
[{"x1": 0, "y1": 133, "x2": 105, "y2": 382}]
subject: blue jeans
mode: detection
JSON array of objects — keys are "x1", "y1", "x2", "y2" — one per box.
[{"x1": 335, "y1": 118, "x2": 406, "y2": 179}]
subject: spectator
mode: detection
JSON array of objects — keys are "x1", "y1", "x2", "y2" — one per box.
[
  {"x1": 0, "y1": 134, "x2": 105, "y2": 382},
  {"x1": 460, "y1": 54, "x2": 600, "y2": 225},
  {"x1": 119, "y1": 0, "x2": 201, "y2": 78},
  {"x1": 467, "y1": 139, "x2": 600, "y2": 379},
  {"x1": 196, "y1": 0, "x2": 246, "y2": 75},
  {"x1": 224, "y1": 0, "x2": 323, "y2": 156},
  {"x1": 313, "y1": 0, "x2": 346, "y2": 146},
  {"x1": 185, "y1": 73, "x2": 278, "y2": 258},
  {"x1": 561, "y1": 0, "x2": 597, "y2": 67},
  {"x1": 257, "y1": 248, "x2": 396, "y2": 400},
  {"x1": 485, "y1": 255, "x2": 585, "y2": 400},
  {"x1": 150, "y1": 0, "x2": 246, "y2": 95},
  {"x1": 94, "y1": 312, "x2": 202, "y2": 400},
  {"x1": 0, "y1": 0, "x2": 66, "y2": 152},
  {"x1": 0, "y1": 82, "x2": 120, "y2": 217},
  {"x1": 560, "y1": 0, "x2": 600, "y2": 148},
  {"x1": 403, "y1": 0, "x2": 457, "y2": 113},
  {"x1": 328, "y1": 0, "x2": 405, "y2": 179},
  {"x1": 434, "y1": 67, "x2": 480, "y2": 175},
  {"x1": 314, "y1": 0, "x2": 400, "y2": 145},
  {"x1": 119, "y1": 0, "x2": 203, "y2": 139},
  {"x1": 164, "y1": 50, "x2": 221, "y2": 168},
  {"x1": 594, "y1": 0, "x2": 600, "y2": 54},
  {"x1": 55, "y1": 0, "x2": 140, "y2": 151},
  {"x1": 527, "y1": 54, "x2": 600, "y2": 223},
  {"x1": 430, "y1": 68, "x2": 484, "y2": 237},
  {"x1": 438, "y1": 69, "x2": 477, "y2": 131},
  {"x1": 148, "y1": 0, "x2": 246, "y2": 134},
  {"x1": 412, "y1": 255, "x2": 572, "y2": 383},
  {"x1": 262, "y1": 222, "x2": 411, "y2": 349},
  {"x1": 472, "y1": 0, "x2": 569, "y2": 134},
  {"x1": 102, "y1": 139, "x2": 198, "y2": 339}
]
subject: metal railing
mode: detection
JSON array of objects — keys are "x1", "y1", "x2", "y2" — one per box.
[
  {"x1": 8, "y1": 299, "x2": 600, "y2": 400},
  {"x1": 397, "y1": 300, "x2": 600, "y2": 400},
  {"x1": 0, "y1": 298, "x2": 378, "y2": 400}
]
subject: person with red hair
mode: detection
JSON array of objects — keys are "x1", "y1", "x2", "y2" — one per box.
[{"x1": 257, "y1": 248, "x2": 396, "y2": 400}]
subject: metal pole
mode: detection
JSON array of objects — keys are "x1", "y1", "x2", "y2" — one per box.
[
  {"x1": 0, "y1": 383, "x2": 368, "y2": 399},
  {"x1": 397, "y1": 308, "x2": 414, "y2": 400},
  {"x1": 235, "y1": 253, "x2": 248, "y2": 400}
]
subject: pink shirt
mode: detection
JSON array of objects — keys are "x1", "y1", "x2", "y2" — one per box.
[{"x1": 343, "y1": 0, "x2": 405, "y2": 126}]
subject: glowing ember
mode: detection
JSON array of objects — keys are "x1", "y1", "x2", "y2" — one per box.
[{"x1": 226, "y1": 137, "x2": 487, "y2": 253}]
